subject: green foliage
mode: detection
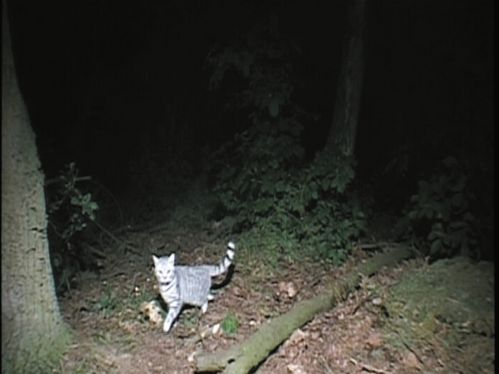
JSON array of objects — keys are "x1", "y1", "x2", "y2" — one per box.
[
  {"x1": 47, "y1": 162, "x2": 99, "y2": 240},
  {"x1": 400, "y1": 157, "x2": 477, "y2": 259},
  {"x1": 221, "y1": 312, "x2": 239, "y2": 336},
  {"x1": 207, "y1": 21, "x2": 299, "y2": 118},
  {"x1": 45, "y1": 162, "x2": 99, "y2": 293},
  {"x1": 92, "y1": 284, "x2": 119, "y2": 318},
  {"x1": 232, "y1": 151, "x2": 364, "y2": 263},
  {"x1": 214, "y1": 117, "x2": 304, "y2": 221},
  {"x1": 213, "y1": 121, "x2": 365, "y2": 263},
  {"x1": 208, "y1": 22, "x2": 365, "y2": 263}
]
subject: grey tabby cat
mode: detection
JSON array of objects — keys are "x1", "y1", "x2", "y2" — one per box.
[{"x1": 152, "y1": 241, "x2": 235, "y2": 333}]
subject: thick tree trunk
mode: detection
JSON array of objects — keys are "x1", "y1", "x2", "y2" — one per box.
[
  {"x1": 1, "y1": 4, "x2": 71, "y2": 373},
  {"x1": 326, "y1": 0, "x2": 367, "y2": 157},
  {"x1": 195, "y1": 246, "x2": 414, "y2": 373}
]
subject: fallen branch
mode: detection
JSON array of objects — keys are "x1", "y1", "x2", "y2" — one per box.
[{"x1": 195, "y1": 246, "x2": 415, "y2": 373}]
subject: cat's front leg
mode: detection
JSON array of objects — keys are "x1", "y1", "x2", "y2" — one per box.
[
  {"x1": 201, "y1": 301, "x2": 208, "y2": 314},
  {"x1": 163, "y1": 303, "x2": 182, "y2": 333}
]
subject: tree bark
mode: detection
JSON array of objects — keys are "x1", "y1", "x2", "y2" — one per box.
[
  {"x1": 326, "y1": 0, "x2": 367, "y2": 157},
  {"x1": 1, "y1": 3, "x2": 71, "y2": 373},
  {"x1": 195, "y1": 246, "x2": 414, "y2": 373}
]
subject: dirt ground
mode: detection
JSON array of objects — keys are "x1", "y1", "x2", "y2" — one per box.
[{"x1": 55, "y1": 203, "x2": 494, "y2": 373}]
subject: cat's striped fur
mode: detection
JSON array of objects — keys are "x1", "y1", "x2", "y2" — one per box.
[{"x1": 152, "y1": 241, "x2": 235, "y2": 333}]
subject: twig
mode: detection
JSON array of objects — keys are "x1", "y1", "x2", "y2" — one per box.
[
  {"x1": 91, "y1": 220, "x2": 142, "y2": 255},
  {"x1": 359, "y1": 362, "x2": 391, "y2": 374},
  {"x1": 45, "y1": 175, "x2": 91, "y2": 186},
  {"x1": 82, "y1": 243, "x2": 107, "y2": 258},
  {"x1": 319, "y1": 356, "x2": 334, "y2": 374},
  {"x1": 87, "y1": 179, "x2": 125, "y2": 226},
  {"x1": 401, "y1": 340, "x2": 425, "y2": 367},
  {"x1": 357, "y1": 242, "x2": 399, "y2": 250},
  {"x1": 129, "y1": 272, "x2": 141, "y2": 295},
  {"x1": 350, "y1": 358, "x2": 391, "y2": 374}
]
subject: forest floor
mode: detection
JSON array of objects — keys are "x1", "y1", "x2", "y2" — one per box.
[{"x1": 55, "y1": 183, "x2": 494, "y2": 374}]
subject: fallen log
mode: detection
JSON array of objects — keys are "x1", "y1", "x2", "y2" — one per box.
[{"x1": 195, "y1": 245, "x2": 415, "y2": 373}]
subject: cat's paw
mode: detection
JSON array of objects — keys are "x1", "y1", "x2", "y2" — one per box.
[{"x1": 163, "y1": 321, "x2": 172, "y2": 333}]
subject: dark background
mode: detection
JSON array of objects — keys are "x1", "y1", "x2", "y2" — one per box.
[{"x1": 8, "y1": 0, "x2": 494, "y2": 217}]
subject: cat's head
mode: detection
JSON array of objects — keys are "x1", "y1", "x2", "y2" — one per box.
[{"x1": 152, "y1": 254, "x2": 176, "y2": 284}]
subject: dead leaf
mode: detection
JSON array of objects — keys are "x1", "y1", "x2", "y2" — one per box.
[
  {"x1": 139, "y1": 300, "x2": 163, "y2": 326},
  {"x1": 403, "y1": 351, "x2": 422, "y2": 370},
  {"x1": 278, "y1": 281, "x2": 298, "y2": 298},
  {"x1": 187, "y1": 351, "x2": 197, "y2": 363},
  {"x1": 372, "y1": 297, "x2": 383, "y2": 305},
  {"x1": 286, "y1": 328, "x2": 309, "y2": 347},
  {"x1": 365, "y1": 332, "x2": 383, "y2": 348},
  {"x1": 212, "y1": 323, "x2": 221, "y2": 335},
  {"x1": 287, "y1": 363, "x2": 307, "y2": 374}
]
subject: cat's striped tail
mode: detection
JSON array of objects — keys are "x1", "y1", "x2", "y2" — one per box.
[{"x1": 209, "y1": 241, "x2": 235, "y2": 277}]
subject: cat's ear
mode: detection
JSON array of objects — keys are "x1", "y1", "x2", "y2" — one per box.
[
  {"x1": 167, "y1": 253, "x2": 176, "y2": 265},
  {"x1": 152, "y1": 255, "x2": 159, "y2": 266}
]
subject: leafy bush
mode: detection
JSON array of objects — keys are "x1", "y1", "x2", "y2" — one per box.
[
  {"x1": 398, "y1": 157, "x2": 477, "y2": 259},
  {"x1": 221, "y1": 312, "x2": 239, "y2": 335},
  {"x1": 225, "y1": 149, "x2": 365, "y2": 264},
  {"x1": 92, "y1": 285, "x2": 119, "y2": 318},
  {"x1": 47, "y1": 163, "x2": 99, "y2": 240},
  {"x1": 45, "y1": 162, "x2": 99, "y2": 292},
  {"x1": 207, "y1": 20, "x2": 299, "y2": 120},
  {"x1": 208, "y1": 21, "x2": 365, "y2": 263}
]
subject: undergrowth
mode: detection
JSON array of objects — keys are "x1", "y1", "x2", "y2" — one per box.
[
  {"x1": 395, "y1": 156, "x2": 478, "y2": 260},
  {"x1": 208, "y1": 19, "x2": 366, "y2": 265},
  {"x1": 45, "y1": 162, "x2": 100, "y2": 293}
]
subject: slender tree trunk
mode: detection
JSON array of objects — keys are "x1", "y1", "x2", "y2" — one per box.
[
  {"x1": 326, "y1": 0, "x2": 367, "y2": 157},
  {"x1": 1, "y1": 3, "x2": 71, "y2": 373}
]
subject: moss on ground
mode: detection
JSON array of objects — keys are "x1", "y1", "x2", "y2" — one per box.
[{"x1": 384, "y1": 256, "x2": 494, "y2": 373}]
